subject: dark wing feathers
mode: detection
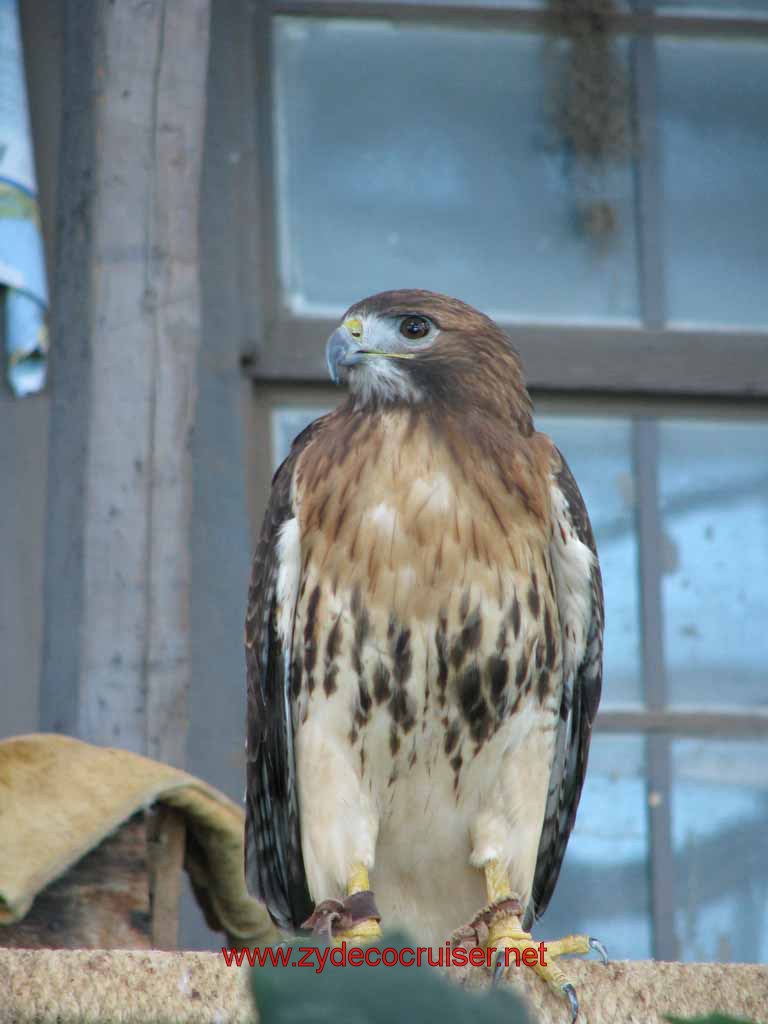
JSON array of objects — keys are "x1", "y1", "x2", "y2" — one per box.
[
  {"x1": 244, "y1": 425, "x2": 321, "y2": 931},
  {"x1": 527, "y1": 449, "x2": 604, "y2": 928}
]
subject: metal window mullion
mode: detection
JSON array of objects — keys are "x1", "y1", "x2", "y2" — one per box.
[
  {"x1": 595, "y1": 708, "x2": 768, "y2": 738},
  {"x1": 634, "y1": 419, "x2": 678, "y2": 961},
  {"x1": 632, "y1": 1, "x2": 666, "y2": 330},
  {"x1": 631, "y1": 2, "x2": 678, "y2": 962}
]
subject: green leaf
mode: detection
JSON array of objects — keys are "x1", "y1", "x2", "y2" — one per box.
[{"x1": 666, "y1": 1015, "x2": 758, "y2": 1024}]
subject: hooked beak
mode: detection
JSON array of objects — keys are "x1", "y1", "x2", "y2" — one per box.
[
  {"x1": 326, "y1": 317, "x2": 417, "y2": 385},
  {"x1": 326, "y1": 323, "x2": 364, "y2": 385}
]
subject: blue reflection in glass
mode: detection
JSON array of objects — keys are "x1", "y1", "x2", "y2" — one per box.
[
  {"x1": 274, "y1": 18, "x2": 639, "y2": 323},
  {"x1": 659, "y1": 420, "x2": 768, "y2": 709},
  {"x1": 271, "y1": 406, "x2": 330, "y2": 470},
  {"x1": 658, "y1": 39, "x2": 768, "y2": 327},
  {"x1": 671, "y1": 739, "x2": 768, "y2": 962},
  {"x1": 656, "y1": 1, "x2": 768, "y2": 13},
  {"x1": 542, "y1": 735, "x2": 652, "y2": 959}
]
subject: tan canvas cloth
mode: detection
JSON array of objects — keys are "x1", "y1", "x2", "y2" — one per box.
[{"x1": 0, "y1": 733, "x2": 275, "y2": 942}]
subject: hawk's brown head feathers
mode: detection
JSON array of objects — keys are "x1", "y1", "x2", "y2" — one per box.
[{"x1": 326, "y1": 289, "x2": 533, "y2": 433}]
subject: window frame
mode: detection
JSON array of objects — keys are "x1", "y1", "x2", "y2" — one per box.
[
  {"x1": 241, "y1": 0, "x2": 768, "y2": 397},
  {"x1": 233, "y1": 0, "x2": 768, "y2": 961}
]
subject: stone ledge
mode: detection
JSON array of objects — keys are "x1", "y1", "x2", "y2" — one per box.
[{"x1": 1, "y1": 948, "x2": 766, "y2": 1024}]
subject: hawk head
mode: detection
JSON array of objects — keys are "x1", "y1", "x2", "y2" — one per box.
[{"x1": 326, "y1": 289, "x2": 532, "y2": 429}]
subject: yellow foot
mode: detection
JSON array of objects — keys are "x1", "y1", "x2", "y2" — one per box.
[
  {"x1": 488, "y1": 923, "x2": 607, "y2": 1021},
  {"x1": 333, "y1": 916, "x2": 383, "y2": 946},
  {"x1": 477, "y1": 859, "x2": 608, "y2": 1022}
]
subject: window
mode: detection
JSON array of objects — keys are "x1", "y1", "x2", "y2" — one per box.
[
  {"x1": 238, "y1": 0, "x2": 768, "y2": 963},
  {"x1": 244, "y1": 0, "x2": 768, "y2": 396},
  {"x1": 273, "y1": 19, "x2": 639, "y2": 322}
]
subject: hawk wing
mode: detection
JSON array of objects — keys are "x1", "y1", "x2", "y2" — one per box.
[
  {"x1": 244, "y1": 421, "x2": 322, "y2": 931},
  {"x1": 527, "y1": 446, "x2": 604, "y2": 927}
]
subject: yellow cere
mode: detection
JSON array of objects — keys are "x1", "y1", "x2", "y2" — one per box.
[{"x1": 344, "y1": 317, "x2": 363, "y2": 339}]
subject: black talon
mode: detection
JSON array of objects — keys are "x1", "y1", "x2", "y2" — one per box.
[
  {"x1": 589, "y1": 936, "x2": 609, "y2": 965},
  {"x1": 562, "y1": 982, "x2": 579, "y2": 1023},
  {"x1": 492, "y1": 949, "x2": 506, "y2": 987}
]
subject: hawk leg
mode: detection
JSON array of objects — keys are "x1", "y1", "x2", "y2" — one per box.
[
  {"x1": 457, "y1": 859, "x2": 607, "y2": 1023},
  {"x1": 302, "y1": 863, "x2": 382, "y2": 945}
]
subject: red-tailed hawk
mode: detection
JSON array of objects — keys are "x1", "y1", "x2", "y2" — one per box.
[{"x1": 245, "y1": 291, "x2": 604, "y2": 1018}]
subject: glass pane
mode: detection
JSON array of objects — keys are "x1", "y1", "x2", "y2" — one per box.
[
  {"x1": 539, "y1": 416, "x2": 642, "y2": 705},
  {"x1": 274, "y1": 18, "x2": 639, "y2": 323},
  {"x1": 271, "y1": 405, "x2": 331, "y2": 469},
  {"x1": 658, "y1": 39, "x2": 768, "y2": 327},
  {"x1": 544, "y1": 735, "x2": 652, "y2": 959},
  {"x1": 672, "y1": 739, "x2": 768, "y2": 962},
  {"x1": 659, "y1": 420, "x2": 768, "y2": 708},
  {"x1": 656, "y1": 1, "x2": 768, "y2": 14}
]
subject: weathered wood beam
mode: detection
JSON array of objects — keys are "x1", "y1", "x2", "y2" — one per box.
[
  {"x1": 41, "y1": 0, "x2": 211, "y2": 768},
  {"x1": 148, "y1": 805, "x2": 187, "y2": 950}
]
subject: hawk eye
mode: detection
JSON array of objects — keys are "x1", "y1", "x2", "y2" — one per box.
[{"x1": 399, "y1": 315, "x2": 431, "y2": 341}]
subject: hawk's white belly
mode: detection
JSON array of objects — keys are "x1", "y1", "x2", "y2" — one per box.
[{"x1": 294, "y1": 592, "x2": 561, "y2": 946}]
